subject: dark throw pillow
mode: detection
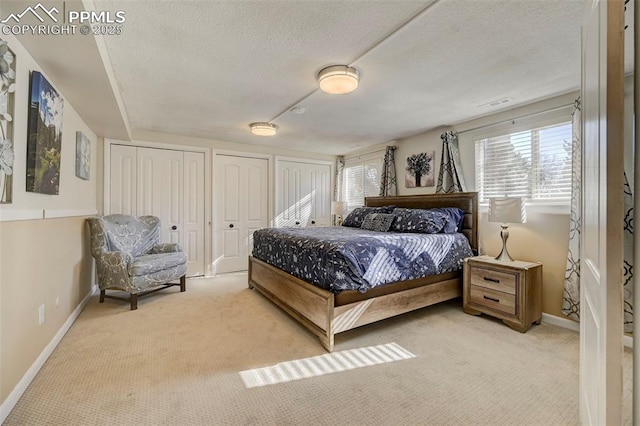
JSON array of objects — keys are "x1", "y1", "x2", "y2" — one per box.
[
  {"x1": 390, "y1": 207, "x2": 449, "y2": 234},
  {"x1": 431, "y1": 207, "x2": 466, "y2": 233},
  {"x1": 361, "y1": 213, "x2": 396, "y2": 232},
  {"x1": 342, "y1": 206, "x2": 395, "y2": 228}
]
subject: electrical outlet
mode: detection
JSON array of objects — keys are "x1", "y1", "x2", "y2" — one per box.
[
  {"x1": 38, "y1": 304, "x2": 45, "y2": 325},
  {"x1": 55, "y1": 297, "x2": 60, "y2": 308}
]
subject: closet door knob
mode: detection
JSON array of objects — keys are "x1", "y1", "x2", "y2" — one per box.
[
  {"x1": 229, "y1": 224, "x2": 234, "y2": 228},
  {"x1": 171, "y1": 225, "x2": 177, "y2": 230},
  {"x1": 311, "y1": 220, "x2": 316, "y2": 225}
]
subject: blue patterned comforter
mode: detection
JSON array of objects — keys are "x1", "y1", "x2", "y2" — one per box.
[{"x1": 252, "y1": 226, "x2": 473, "y2": 294}]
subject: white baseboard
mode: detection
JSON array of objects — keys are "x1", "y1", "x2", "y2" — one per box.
[
  {"x1": 541, "y1": 313, "x2": 580, "y2": 332},
  {"x1": 0, "y1": 286, "x2": 98, "y2": 423},
  {"x1": 542, "y1": 313, "x2": 633, "y2": 348}
]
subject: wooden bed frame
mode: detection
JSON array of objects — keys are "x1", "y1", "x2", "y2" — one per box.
[{"x1": 248, "y1": 192, "x2": 478, "y2": 352}]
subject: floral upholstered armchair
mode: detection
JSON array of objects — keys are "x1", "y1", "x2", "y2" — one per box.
[{"x1": 87, "y1": 215, "x2": 187, "y2": 310}]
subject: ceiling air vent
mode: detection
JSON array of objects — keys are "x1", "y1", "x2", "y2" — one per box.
[{"x1": 477, "y1": 98, "x2": 511, "y2": 108}]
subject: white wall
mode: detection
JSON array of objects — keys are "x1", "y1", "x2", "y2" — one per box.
[
  {"x1": 0, "y1": 37, "x2": 98, "y2": 220},
  {"x1": 131, "y1": 130, "x2": 336, "y2": 163}
]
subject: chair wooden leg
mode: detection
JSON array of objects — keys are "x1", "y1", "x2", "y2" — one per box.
[
  {"x1": 180, "y1": 275, "x2": 186, "y2": 292},
  {"x1": 130, "y1": 294, "x2": 138, "y2": 310},
  {"x1": 99, "y1": 290, "x2": 105, "y2": 303}
]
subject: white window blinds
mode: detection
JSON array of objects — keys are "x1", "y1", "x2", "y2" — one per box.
[
  {"x1": 474, "y1": 121, "x2": 572, "y2": 203},
  {"x1": 343, "y1": 157, "x2": 383, "y2": 210}
]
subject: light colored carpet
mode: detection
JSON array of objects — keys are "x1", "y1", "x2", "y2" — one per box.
[
  {"x1": 239, "y1": 342, "x2": 417, "y2": 388},
  {"x1": 4, "y1": 273, "x2": 633, "y2": 425}
]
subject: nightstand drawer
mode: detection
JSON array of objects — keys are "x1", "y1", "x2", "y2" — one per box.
[
  {"x1": 469, "y1": 267, "x2": 517, "y2": 295},
  {"x1": 469, "y1": 285, "x2": 516, "y2": 315}
]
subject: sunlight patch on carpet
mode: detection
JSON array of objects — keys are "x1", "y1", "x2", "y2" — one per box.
[{"x1": 239, "y1": 342, "x2": 415, "y2": 388}]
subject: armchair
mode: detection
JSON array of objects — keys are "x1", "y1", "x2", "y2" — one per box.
[{"x1": 87, "y1": 214, "x2": 187, "y2": 310}]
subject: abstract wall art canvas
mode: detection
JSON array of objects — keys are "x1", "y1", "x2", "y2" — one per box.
[
  {"x1": 0, "y1": 39, "x2": 16, "y2": 203},
  {"x1": 75, "y1": 131, "x2": 90, "y2": 180},
  {"x1": 26, "y1": 70, "x2": 63, "y2": 195},
  {"x1": 405, "y1": 151, "x2": 435, "y2": 188}
]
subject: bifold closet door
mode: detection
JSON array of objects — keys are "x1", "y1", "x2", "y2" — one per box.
[
  {"x1": 276, "y1": 160, "x2": 331, "y2": 227},
  {"x1": 276, "y1": 160, "x2": 309, "y2": 227},
  {"x1": 182, "y1": 151, "x2": 206, "y2": 276},
  {"x1": 110, "y1": 144, "x2": 137, "y2": 216},
  {"x1": 308, "y1": 163, "x2": 331, "y2": 226},
  {"x1": 109, "y1": 145, "x2": 206, "y2": 277},
  {"x1": 137, "y1": 147, "x2": 183, "y2": 245},
  {"x1": 214, "y1": 155, "x2": 268, "y2": 273}
]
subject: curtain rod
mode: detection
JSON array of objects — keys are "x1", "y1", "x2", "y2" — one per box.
[
  {"x1": 344, "y1": 147, "x2": 388, "y2": 160},
  {"x1": 456, "y1": 102, "x2": 576, "y2": 136}
]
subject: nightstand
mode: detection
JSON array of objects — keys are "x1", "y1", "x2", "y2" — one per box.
[{"x1": 463, "y1": 255, "x2": 542, "y2": 332}]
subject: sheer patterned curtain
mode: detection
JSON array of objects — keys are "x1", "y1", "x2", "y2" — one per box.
[
  {"x1": 436, "y1": 131, "x2": 467, "y2": 193},
  {"x1": 379, "y1": 146, "x2": 397, "y2": 196},
  {"x1": 562, "y1": 99, "x2": 634, "y2": 332},
  {"x1": 333, "y1": 156, "x2": 345, "y2": 225},
  {"x1": 562, "y1": 100, "x2": 581, "y2": 320},
  {"x1": 623, "y1": 174, "x2": 634, "y2": 333}
]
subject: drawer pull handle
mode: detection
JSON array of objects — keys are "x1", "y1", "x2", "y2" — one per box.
[
  {"x1": 483, "y1": 277, "x2": 500, "y2": 283},
  {"x1": 483, "y1": 295, "x2": 500, "y2": 303}
]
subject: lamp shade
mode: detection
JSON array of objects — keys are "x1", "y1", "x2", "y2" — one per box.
[
  {"x1": 331, "y1": 201, "x2": 346, "y2": 215},
  {"x1": 250, "y1": 122, "x2": 277, "y2": 136},
  {"x1": 317, "y1": 65, "x2": 359, "y2": 94},
  {"x1": 488, "y1": 197, "x2": 526, "y2": 224}
]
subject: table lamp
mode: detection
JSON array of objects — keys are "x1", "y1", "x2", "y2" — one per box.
[{"x1": 488, "y1": 197, "x2": 526, "y2": 262}]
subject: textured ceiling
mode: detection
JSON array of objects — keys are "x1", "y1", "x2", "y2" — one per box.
[{"x1": 94, "y1": 0, "x2": 585, "y2": 155}]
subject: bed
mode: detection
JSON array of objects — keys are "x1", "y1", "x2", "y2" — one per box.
[{"x1": 248, "y1": 192, "x2": 478, "y2": 352}]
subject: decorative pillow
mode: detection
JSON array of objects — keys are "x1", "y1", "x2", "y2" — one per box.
[
  {"x1": 361, "y1": 213, "x2": 396, "y2": 232},
  {"x1": 390, "y1": 208, "x2": 449, "y2": 234},
  {"x1": 431, "y1": 207, "x2": 465, "y2": 233},
  {"x1": 342, "y1": 206, "x2": 395, "y2": 228}
]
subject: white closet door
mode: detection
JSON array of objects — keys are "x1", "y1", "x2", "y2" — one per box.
[
  {"x1": 215, "y1": 155, "x2": 268, "y2": 273},
  {"x1": 183, "y1": 152, "x2": 206, "y2": 277},
  {"x1": 276, "y1": 160, "x2": 331, "y2": 227},
  {"x1": 137, "y1": 147, "x2": 183, "y2": 245},
  {"x1": 276, "y1": 160, "x2": 309, "y2": 227},
  {"x1": 308, "y1": 163, "x2": 331, "y2": 226},
  {"x1": 110, "y1": 144, "x2": 137, "y2": 216},
  {"x1": 109, "y1": 145, "x2": 207, "y2": 277}
]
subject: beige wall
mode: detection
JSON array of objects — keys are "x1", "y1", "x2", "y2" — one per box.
[
  {"x1": 0, "y1": 34, "x2": 99, "y2": 405},
  {"x1": 395, "y1": 92, "x2": 579, "y2": 318},
  {"x1": 0, "y1": 34, "x2": 98, "y2": 215},
  {"x1": 479, "y1": 212, "x2": 570, "y2": 317},
  {"x1": 0, "y1": 217, "x2": 94, "y2": 402}
]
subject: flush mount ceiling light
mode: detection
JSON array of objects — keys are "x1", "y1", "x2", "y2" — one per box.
[
  {"x1": 250, "y1": 122, "x2": 278, "y2": 136},
  {"x1": 317, "y1": 65, "x2": 360, "y2": 95}
]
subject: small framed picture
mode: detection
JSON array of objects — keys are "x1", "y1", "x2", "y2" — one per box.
[
  {"x1": 405, "y1": 151, "x2": 435, "y2": 188},
  {"x1": 27, "y1": 71, "x2": 64, "y2": 194}
]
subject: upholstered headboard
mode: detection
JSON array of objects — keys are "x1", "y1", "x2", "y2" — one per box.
[{"x1": 364, "y1": 192, "x2": 479, "y2": 255}]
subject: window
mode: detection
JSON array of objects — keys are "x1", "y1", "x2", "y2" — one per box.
[
  {"x1": 342, "y1": 156, "x2": 383, "y2": 210},
  {"x1": 474, "y1": 120, "x2": 572, "y2": 203}
]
